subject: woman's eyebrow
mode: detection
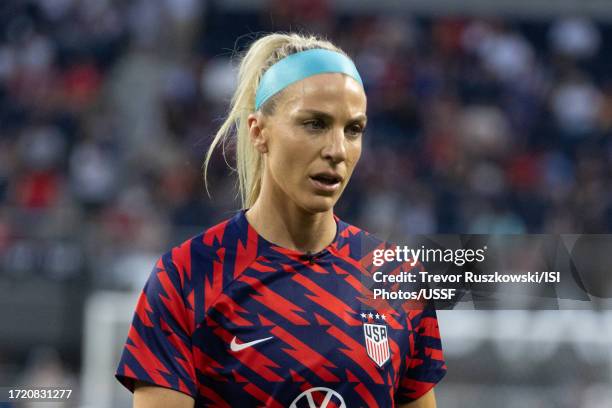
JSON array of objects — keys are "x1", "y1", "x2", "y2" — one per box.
[{"x1": 297, "y1": 109, "x2": 367, "y2": 123}]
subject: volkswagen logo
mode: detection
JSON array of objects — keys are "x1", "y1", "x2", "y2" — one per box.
[{"x1": 289, "y1": 387, "x2": 346, "y2": 408}]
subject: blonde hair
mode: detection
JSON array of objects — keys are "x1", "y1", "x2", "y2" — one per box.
[{"x1": 202, "y1": 33, "x2": 348, "y2": 208}]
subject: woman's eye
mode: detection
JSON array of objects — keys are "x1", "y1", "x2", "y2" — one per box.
[
  {"x1": 347, "y1": 125, "x2": 364, "y2": 137},
  {"x1": 303, "y1": 119, "x2": 326, "y2": 131}
]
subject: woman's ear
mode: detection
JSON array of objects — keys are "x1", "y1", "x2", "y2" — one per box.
[{"x1": 247, "y1": 112, "x2": 268, "y2": 154}]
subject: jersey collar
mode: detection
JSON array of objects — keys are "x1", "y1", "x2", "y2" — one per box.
[{"x1": 234, "y1": 209, "x2": 347, "y2": 262}]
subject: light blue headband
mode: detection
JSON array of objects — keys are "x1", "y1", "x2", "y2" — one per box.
[{"x1": 255, "y1": 48, "x2": 363, "y2": 110}]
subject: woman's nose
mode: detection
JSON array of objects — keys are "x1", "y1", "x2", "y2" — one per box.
[{"x1": 321, "y1": 127, "x2": 347, "y2": 163}]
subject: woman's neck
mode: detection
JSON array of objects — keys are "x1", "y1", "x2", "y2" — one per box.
[{"x1": 245, "y1": 195, "x2": 337, "y2": 254}]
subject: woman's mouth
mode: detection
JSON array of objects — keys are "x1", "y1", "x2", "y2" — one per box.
[{"x1": 309, "y1": 173, "x2": 342, "y2": 193}]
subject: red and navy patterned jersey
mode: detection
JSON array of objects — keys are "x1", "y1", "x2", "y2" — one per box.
[{"x1": 115, "y1": 210, "x2": 447, "y2": 407}]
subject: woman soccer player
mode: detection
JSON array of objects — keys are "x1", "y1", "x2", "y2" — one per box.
[{"x1": 115, "y1": 33, "x2": 447, "y2": 407}]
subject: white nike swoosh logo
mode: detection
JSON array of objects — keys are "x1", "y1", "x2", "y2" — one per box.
[{"x1": 230, "y1": 336, "x2": 273, "y2": 352}]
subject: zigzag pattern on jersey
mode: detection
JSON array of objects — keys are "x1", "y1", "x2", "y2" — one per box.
[{"x1": 116, "y1": 210, "x2": 446, "y2": 407}]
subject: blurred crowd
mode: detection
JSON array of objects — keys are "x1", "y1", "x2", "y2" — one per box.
[{"x1": 1, "y1": 0, "x2": 612, "y2": 289}]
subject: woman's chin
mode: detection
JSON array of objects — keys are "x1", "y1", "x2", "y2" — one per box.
[{"x1": 299, "y1": 195, "x2": 338, "y2": 214}]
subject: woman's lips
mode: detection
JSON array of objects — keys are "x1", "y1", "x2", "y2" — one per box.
[{"x1": 309, "y1": 176, "x2": 341, "y2": 193}]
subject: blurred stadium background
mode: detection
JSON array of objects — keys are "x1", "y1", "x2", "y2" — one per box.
[{"x1": 1, "y1": 0, "x2": 612, "y2": 407}]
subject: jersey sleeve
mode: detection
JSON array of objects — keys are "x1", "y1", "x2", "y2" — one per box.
[
  {"x1": 395, "y1": 301, "x2": 447, "y2": 404},
  {"x1": 115, "y1": 251, "x2": 197, "y2": 398}
]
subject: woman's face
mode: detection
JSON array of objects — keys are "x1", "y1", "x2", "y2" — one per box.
[{"x1": 249, "y1": 72, "x2": 367, "y2": 214}]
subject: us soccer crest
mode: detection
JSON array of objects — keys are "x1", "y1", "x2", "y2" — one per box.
[{"x1": 360, "y1": 312, "x2": 390, "y2": 367}]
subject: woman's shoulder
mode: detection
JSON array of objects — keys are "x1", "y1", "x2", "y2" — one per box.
[
  {"x1": 334, "y1": 217, "x2": 397, "y2": 259},
  {"x1": 335, "y1": 219, "x2": 404, "y2": 266},
  {"x1": 158, "y1": 211, "x2": 248, "y2": 276}
]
